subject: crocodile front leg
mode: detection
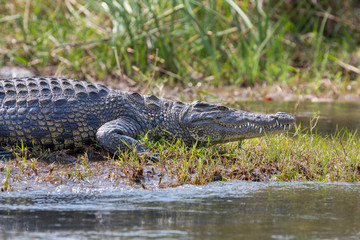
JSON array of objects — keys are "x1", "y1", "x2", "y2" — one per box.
[{"x1": 96, "y1": 119, "x2": 146, "y2": 155}]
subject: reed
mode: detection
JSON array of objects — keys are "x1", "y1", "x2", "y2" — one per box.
[{"x1": 0, "y1": 0, "x2": 358, "y2": 87}]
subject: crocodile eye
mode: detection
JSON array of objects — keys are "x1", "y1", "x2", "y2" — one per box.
[
  {"x1": 193, "y1": 101, "x2": 211, "y2": 108},
  {"x1": 217, "y1": 106, "x2": 229, "y2": 111}
]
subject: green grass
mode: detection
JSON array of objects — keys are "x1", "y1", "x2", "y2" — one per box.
[
  {"x1": 1, "y1": 160, "x2": 11, "y2": 191},
  {"x1": 0, "y1": 0, "x2": 359, "y2": 88},
  {"x1": 1, "y1": 126, "x2": 359, "y2": 191}
]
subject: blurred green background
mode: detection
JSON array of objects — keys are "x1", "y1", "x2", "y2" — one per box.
[{"x1": 0, "y1": 0, "x2": 359, "y2": 88}]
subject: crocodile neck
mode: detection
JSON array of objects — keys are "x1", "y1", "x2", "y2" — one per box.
[{"x1": 110, "y1": 90, "x2": 194, "y2": 144}]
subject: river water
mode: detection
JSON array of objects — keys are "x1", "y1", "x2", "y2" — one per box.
[
  {"x1": 1, "y1": 101, "x2": 360, "y2": 239},
  {"x1": 1, "y1": 182, "x2": 360, "y2": 239}
]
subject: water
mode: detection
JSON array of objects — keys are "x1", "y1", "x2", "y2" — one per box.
[
  {"x1": 1, "y1": 181, "x2": 360, "y2": 239},
  {"x1": 240, "y1": 101, "x2": 360, "y2": 135}
]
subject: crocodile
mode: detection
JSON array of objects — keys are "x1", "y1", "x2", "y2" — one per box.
[{"x1": 0, "y1": 77, "x2": 294, "y2": 158}]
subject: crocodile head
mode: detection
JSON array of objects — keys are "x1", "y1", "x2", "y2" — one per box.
[{"x1": 180, "y1": 101, "x2": 295, "y2": 145}]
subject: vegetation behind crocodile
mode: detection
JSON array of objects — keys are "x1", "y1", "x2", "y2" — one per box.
[{"x1": 0, "y1": 77, "x2": 294, "y2": 157}]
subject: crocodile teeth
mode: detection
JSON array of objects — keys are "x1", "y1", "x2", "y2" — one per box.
[{"x1": 219, "y1": 121, "x2": 291, "y2": 131}]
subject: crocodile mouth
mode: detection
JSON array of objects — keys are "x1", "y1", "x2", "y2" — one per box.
[
  {"x1": 186, "y1": 117, "x2": 294, "y2": 144},
  {"x1": 182, "y1": 106, "x2": 295, "y2": 143},
  {"x1": 213, "y1": 119, "x2": 293, "y2": 134}
]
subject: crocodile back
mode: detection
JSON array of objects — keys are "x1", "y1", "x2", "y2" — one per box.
[
  {"x1": 0, "y1": 77, "x2": 115, "y2": 150},
  {"x1": 0, "y1": 77, "x2": 111, "y2": 105}
]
